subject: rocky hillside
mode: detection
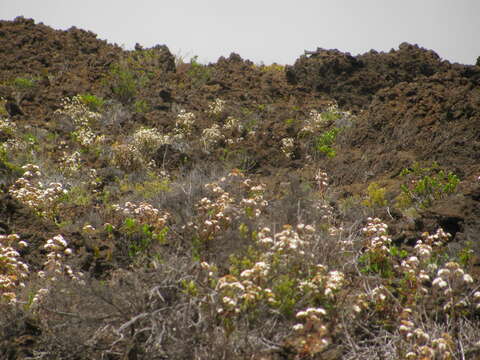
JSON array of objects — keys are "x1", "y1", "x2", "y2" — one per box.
[{"x1": 1, "y1": 16, "x2": 480, "y2": 359}]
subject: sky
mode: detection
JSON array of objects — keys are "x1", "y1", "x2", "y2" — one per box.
[{"x1": 1, "y1": 0, "x2": 479, "y2": 65}]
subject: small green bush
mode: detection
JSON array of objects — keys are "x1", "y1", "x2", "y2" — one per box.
[
  {"x1": 315, "y1": 128, "x2": 340, "y2": 157},
  {"x1": 13, "y1": 76, "x2": 37, "y2": 90},
  {"x1": 78, "y1": 94, "x2": 105, "y2": 112},
  {"x1": 186, "y1": 56, "x2": 211, "y2": 87},
  {"x1": 396, "y1": 162, "x2": 460, "y2": 209},
  {"x1": 363, "y1": 182, "x2": 388, "y2": 208}
]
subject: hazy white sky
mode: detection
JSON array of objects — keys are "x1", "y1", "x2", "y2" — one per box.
[{"x1": 1, "y1": 0, "x2": 479, "y2": 65}]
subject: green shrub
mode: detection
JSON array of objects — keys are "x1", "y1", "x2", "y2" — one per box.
[
  {"x1": 363, "y1": 182, "x2": 388, "y2": 208},
  {"x1": 13, "y1": 76, "x2": 37, "y2": 90},
  {"x1": 315, "y1": 128, "x2": 340, "y2": 157},
  {"x1": 134, "y1": 99, "x2": 150, "y2": 113},
  {"x1": 186, "y1": 56, "x2": 211, "y2": 87},
  {"x1": 396, "y1": 162, "x2": 460, "y2": 209},
  {"x1": 78, "y1": 93, "x2": 105, "y2": 112},
  {"x1": 104, "y1": 59, "x2": 149, "y2": 104}
]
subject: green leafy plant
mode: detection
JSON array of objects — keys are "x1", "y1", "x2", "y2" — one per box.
[
  {"x1": 134, "y1": 99, "x2": 150, "y2": 113},
  {"x1": 315, "y1": 128, "x2": 340, "y2": 157},
  {"x1": 396, "y1": 162, "x2": 460, "y2": 209},
  {"x1": 78, "y1": 93, "x2": 105, "y2": 112},
  {"x1": 13, "y1": 76, "x2": 37, "y2": 90},
  {"x1": 363, "y1": 182, "x2": 388, "y2": 208},
  {"x1": 104, "y1": 60, "x2": 148, "y2": 104},
  {"x1": 186, "y1": 56, "x2": 211, "y2": 87}
]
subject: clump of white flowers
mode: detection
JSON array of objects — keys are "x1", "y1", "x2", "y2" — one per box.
[
  {"x1": 207, "y1": 98, "x2": 226, "y2": 115},
  {"x1": 201, "y1": 123, "x2": 224, "y2": 152},
  {"x1": 31, "y1": 234, "x2": 83, "y2": 307},
  {"x1": 292, "y1": 307, "x2": 331, "y2": 354},
  {"x1": 301, "y1": 103, "x2": 350, "y2": 134},
  {"x1": 361, "y1": 217, "x2": 391, "y2": 256},
  {"x1": 132, "y1": 127, "x2": 168, "y2": 157},
  {"x1": 0, "y1": 234, "x2": 28, "y2": 304},
  {"x1": 41, "y1": 234, "x2": 82, "y2": 282},
  {"x1": 9, "y1": 164, "x2": 68, "y2": 218},
  {"x1": 112, "y1": 126, "x2": 170, "y2": 171},
  {"x1": 112, "y1": 201, "x2": 170, "y2": 231},
  {"x1": 281, "y1": 137, "x2": 295, "y2": 158},
  {"x1": 55, "y1": 96, "x2": 103, "y2": 147},
  {"x1": 301, "y1": 109, "x2": 327, "y2": 134},
  {"x1": 299, "y1": 265, "x2": 345, "y2": 299},
  {"x1": 192, "y1": 170, "x2": 267, "y2": 243},
  {"x1": 315, "y1": 169, "x2": 329, "y2": 193},
  {"x1": 174, "y1": 109, "x2": 196, "y2": 138},
  {"x1": 60, "y1": 151, "x2": 82, "y2": 175},
  {"x1": 0, "y1": 117, "x2": 17, "y2": 135}
]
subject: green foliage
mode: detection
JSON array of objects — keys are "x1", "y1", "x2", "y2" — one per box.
[
  {"x1": 320, "y1": 108, "x2": 342, "y2": 123},
  {"x1": 63, "y1": 185, "x2": 92, "y2": 207},
  {"x1": 258, "y1": 63, "x2": 284, "y2": 74},
  {"x1": 363, "y1": 182, "x2": 388, "y2": 208},
  {"x1": 396, "y1": 162, "x2": 460, "y2": 209},
  {"x1": 0, "y1": 98, "x2": 8, "y2": 117},
  {"x1": 358, "y1": 251, "x2": 395, "y2": 278},
  {"x1": 78, "y1": 93, "x2": 105, "y2": 112},
  {"x1": 119, "y1": 176, "x2": 170, "y2": 200},
  {"x1": 315, "y1": 128, "x2": 340, "y2": 157},
  {"x1": 186, "y1": 56, "x2": 211, "y2": 87},
  {"x1": 120, "y1": 217, "x2": 168, "y2": 258},
  {"x1": 107, "y1": 63, "x2": 138, "y2": 103},
  {"x1": 134, "y1": 99, "x2": 150, "y2": 113},
  {"x1": 272, "y1": 275, "x2": 298, "y2": 317},
  {"x1": 181, "y1": 279, "x2": 198, "y2": 296},
  {"x1": 13, "y1": 76, "x2": 37, "y2": 90},
  {"x1": 104, "y1": 58, "x2": 149, "y2": 104},
  {"x1": 457, "y1": 241, "x2": 474, "y2": 268}
]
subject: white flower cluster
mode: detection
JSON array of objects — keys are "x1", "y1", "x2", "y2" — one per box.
[
  {"x1": 281, "y1": 137, "x2": 295, "y2": 159},
  {"x1": 55, "y1": 96, "x2": 103, "y2": 147},
  {"x1": 299, "y1": 265, "x2": 345, "y2": 299},
  {"x1": 292, "y1": 307, "x2": 330, "y2": 351},
  {"x1": 301, "y1": 109, "x2": 327, "y2": 134},
  {"x1": 0, "y1": 117, "x2": 17, "y2": 135},
  {"x1": 399, "y1": 308, "x2": 454, "y2": 359},
  {"x1": 9, "y1": 164, "x2": 67, "y2": 217},
  {"x1": 195, "y1": 184, "x2": 235, "y2": 241},
  {"x1": 201, "y1": 123, "x2": 224, "y2": 152},
  {"x1": 301, "y1": 103, "x2": 349, "y2": 134},
  {"x1": 432, "y1": 261, "x2": 478, "y2": 311},
  {"x1": 60, "y1": 151, "x2": 82, "y2": 175},
  {"x1": 315, "y1": 169, "x2": 329, "y2": 192},
  {"x1": 112, "y1": 143, "x2": 144, "y2": 171},
  {"x1": 175, "y1": 109, "x2": 195, "y2": 136},
  {"x1": 42, "y1": 235, "x2": 80, "y2": 279},
  {"x1": 361, "y1": 217, "x2": 391, "y2": 255},
  {"x1": 215, "y1": 274, "x2": 275, "y2": 315},
  {"x1": 207, "y1": 98, "x2": 226, "y2": 115},
  {"x1": 0, "y1": 234, "x2": 29, "y2": 304},
  {"x1": 112, "y1": 201, "x2": 170, "y2": 230},
  {"x1": 239, "y1": 179, "x2": 268, "y2": 218},
  {"x1": 132, "y1": 127, "x2": 167, "y2": 157},
  {"x1": 32, "y1": 234, "x2": 83, "y2": 307},
  {"x1": 193, "y1": 170, "x2": 267, "y2": 241},
  {"x1": 257, "y1": 224, "x2": 315, "y2": 262},
  {"x1": 223, "y1": 116, "x2": 243, "y2": 132}
]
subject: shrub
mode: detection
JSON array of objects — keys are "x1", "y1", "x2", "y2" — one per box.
[
  {"x1": 315, "y1": 127, "x2": 340, "y2": 157},
  {"x1": 396, "y1": 162, "x2": 460, "y2": 209},
  {"x1": 104, "y1": 60, "x2": 148, "y2": 104},
  {"x1": 363, "y1": 182, "x2": 388, "y2": 208},
  {"x1": 78, "y1": 93, "x2": 105, "y2": 112},
  {"x1": 187, "y1": 55, "x2": 211, "y2": 87}
]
